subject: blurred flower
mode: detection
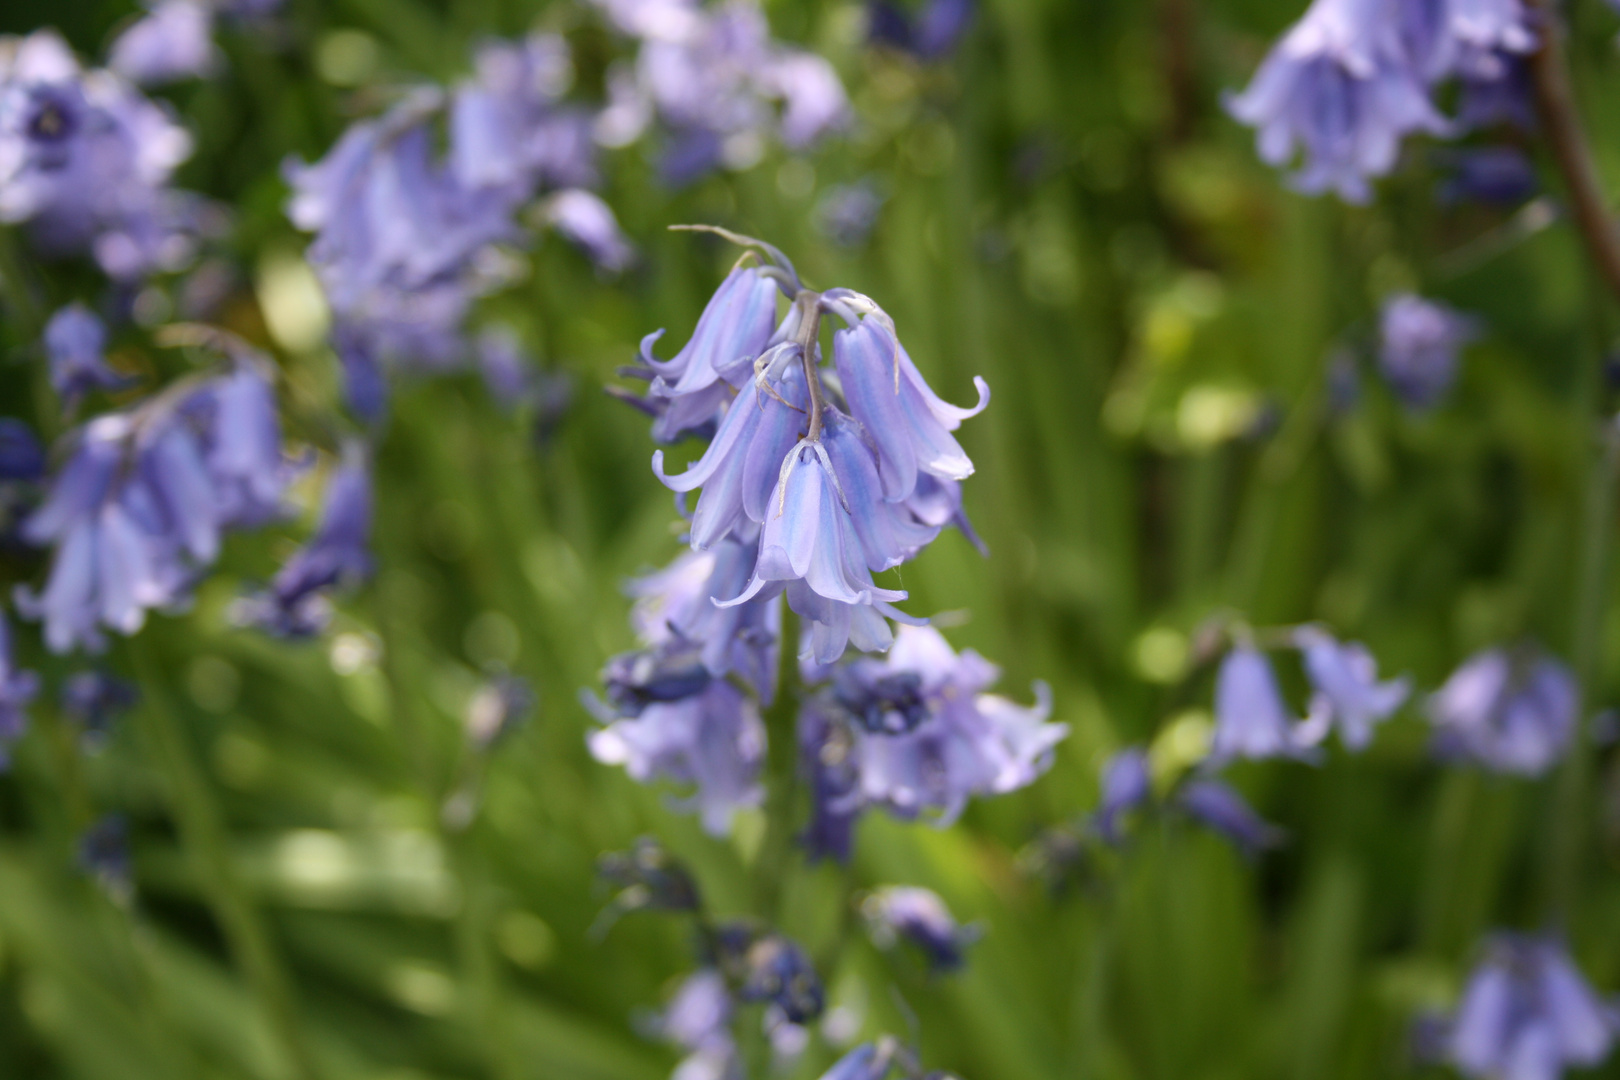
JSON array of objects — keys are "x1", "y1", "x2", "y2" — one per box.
[
  {"x1": 810, "y1": 625, "x2": 1067, "y2": 832},
  {"x1": 1295, "y1": 625, "x2": 1410, "y2": 751},
  {"x1": 60, "y1": 669, "x2": 138, "y2": 742},
  {"x1": 1210, "y1": 645, "x2": 1323, "y2": 764},
  {"x1": 78, "y1": 813, "x2": 133, "y2": 903},
  {"x1": 591, "y1": 0, "x2": 849, "y2": 185},
  {"x1": 1429, "y1": 646, "x2": 1577, "y2": 776},
  {"x1": 44, "y1": 304, "x2": 135, "y2": 412},
  {"x1": 1092, "y1": 746, "x2": 1151, "y2": 843},
  {"x1": 332, "y1": 323, "x2": 389, "y2": 425},
  {"x1": 1400, "y1": 0, "x2": 1535, "y2": 85},
  {"x1": 818, "y1": 1043, "x2": 893, "y2": 1080},
  {"x1": 862, "y1": 885, "x2": 976, "y2": 973},
  {"x1": 1457, "y1": 53, "x2": 1536, "y2": 131},
  {"x1": 815, "y1": 181, "x2": 885, "y2": 248},
  {"x1": 601, "y1": 640, "x2": 713, "y2": 715},
  {"x1": 656, "y1": 969, "x2": 741, "y2": 1080},
  {"x1": 1227, "y1": 0, "x2": 1450, "y2": 202},
  {"x1": 108, "y1": 0, "x2": 222, "y2": 87},
  {"x1": 0, "y1": 418, "x2": 45, "y2": 482},
  {"x1": 800, "y1": 699, "x2": 861, "y2": 861},
  {"x1": 1445, "y1": 933, "x2": 1617, "y2": 1080},
  {"x1": 464, "y1": 674, "x2": 535, "y2": 748},
  {"x1": 541, "y1": 188, "x2": 635, "y2": 272},
  {"x1": 0, "y1": 612, "x2": 40, "y2": 767},
  {"x1": 1435, "y1": 145, "x2": 1537, "y2": 205},
  {"x1": 588, "y1": 679, "x2": 765, "y2": 835},
  {"x1": 832, "y1": 666, "x2": 929, "y2": 734},
  {"x1": 736, "y1": 933, "x2": 824, "y2": 1024},
  {"x1": 0, "y1": 30, "x2": 201, "y2": 278},
  {"x1": 234, "y1": 442, "x2": 372, "y2": 638},
  {"x1": 1177, "y1": 778, "x2": 1285, "y2": 858},
  {"x1": 867, "y1": 0, "x2": 975, "y2": 60},
  {"x1": 1378, "y1": 293, "x2": 1477, "y2": 409},
  {"x1": 450, "y1": 32, "x2": 596, "y2": 195},
  {"x1": 597, "y1": 837, "x2": 703, "y2": 913}
]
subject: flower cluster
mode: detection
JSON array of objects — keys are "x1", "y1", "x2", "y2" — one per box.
[
  {"x1": 285, "y1": 32, "x2": 630, "y2": 420},
  {"x1": 593, "y1": 0, "x2": 849, "y2": 185},
  {"x1": 1429, "y1": 646, "x2": 1578, "y2": 776},
  {"x1": 1378, "y1": 292, "x2": 1478, "y2": 410},
  {"x1": 0, "y1": 29, "x2": 204, "y2": 279},
  {"x1": 1228, "y1": 0, "x2": 1536, "y2": 201}
]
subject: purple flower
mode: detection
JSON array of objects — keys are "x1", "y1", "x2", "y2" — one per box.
[
  {"x1": 0, "y1": 31, "x2": 198, "y2": 278},
  {"x1": 1093, "y1": 746, "x2": 1151, "y2": 843},
  {"x1": 656, "y1": 969, "x2": 740, "y2": 1080},
  {"x1": 823, "y1": 625, "x2": 1067, "y2": 827},
  {"x1": 800, "y1": 699, "x2": 861, "y2": 861},
  {"x1": 1227, "y1": 0, "x2": 1450, "y2": 202},
  {"x1": 44, "y1": 304, "x2": 134, "y2": 411},
  {"x1": 0, "y1": 612, "x2": 40, "y2": 766},
  {"x1": 1379, "y1": 293, "x2": 1477, "y2": 409},
  {"x1": 1457, "y1": 52, "x2": 1536, "y2": 131},
  {"x1": 1447, "y1": 934, "x2": 1617, "y2": 1080},
  {"x1": 863, "y1": 885, "x2": 976, "y2": 972},
  {"x1": 202, "y1": 363, "x2": 294, "y2": 528},
  {"x1": 1436, "y1": 146, "x2": 1537, "y2": 205},
  {"x1": 828, "y1": 299, "x2": 988, "y2": 502},
  {"x1": 0, "y1": 418, "x2": 46, "y2": 482},
  {"x1": 108, "y1": 0, "x2": 222, "y2": 87},
  {"x1": 60, "y1": 669, "x2": 138, "y2": 739},
  {"x1": 587, "y1": 679, "x2": 764, "y2": 835},
  {"x1": 541, "y1": 189, "x2": 635, "y2": 272},
  {"x1": 818, "y1": 1045, "x2": 892, "y2": 1080},
  {"x1": 1295, "y1": 625, "x2": 1409, "y2": 751},
  {"x1": 736, "y1": 933, "x2": 824, "y2": 1024},
  {"x1": 1177, "y1": 779, "x2": 1285, "y2": 858},
  {"x1": 79, "y1": 813, "x2": 133, "y2": 903},
  {"x1": 815, "y1": 181, "x2": 885, "y2": 248},
  {"x1": 332, "y1": 323, "x2": 389, "y2": 425},
  {"x1": 1210, "y1": 645, "x2": 1323, "y2": 764},
  {"x1": 450, "y1": 33, "x2": 597, "y2": 195},
  {"x1": 234, "y1": 444, "x2": 372, "y2": 638},
  {"x1": 1428, "y1": 647, "x2": 1577, "y2": 776},
  {"x1": 867, "y1": 0, "x2": 975, "y2": 60}
]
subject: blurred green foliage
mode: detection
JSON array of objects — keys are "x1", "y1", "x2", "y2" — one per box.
[{"x1": 5, "y1": 0, "x2": 1620, "y2": 1078}]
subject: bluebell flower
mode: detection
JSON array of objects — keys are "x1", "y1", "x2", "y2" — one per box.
[
  {"x1": 1379, "y1": 293, "x2": 1477, "y2": 409},
  {"x1": 541, "y1": 189, "x2": 635, "y2": 273},
  {"x1": 1447, "y1": 933, "x2": 1617, "y2": 1080},
  {"x1": 1295, "y1": 625, "x2": 1409, "y2": 751},
  {"x1": 597, "y1": 837, "x2": 703, "y2": 913},
  {"x1": 800, "y1": 699, "x2": 861, "y2": 861},
  {"x1": 108, "y1": 0, "x2": 222, "y2": 87},
  {"x1": 1177, "y1": 779, "x2": 1285, "y2": 858},
  {"x1": 450, "y1": 33, "x2": 597, "y2": 195},
  {"x1": 1436, "y1": 146, "x2": 1537, "y2": 205},
  {"x1": 655, "y1": 969, "x2": 741, "y2": 1080},
  {"x1": 827, "y1": 298, "x2": 988, "y2": 502},
  {"x1": 0, "y1": 612, "x2": 40, "y2": 766},
  {"x1": 1457, "y1": 52, "x2": 1536, "y2": 131},
  {"x1": 79, "y1": 813, "x2": 133, "y2": 903},
  {"x1": 332, "y1": 323, "x2": 389, "y2": 425},
  {"x1": 1093, "y1": 746, "x2": 1151, "y2": 843},
  {"x1": 902, "y1": 474, "x2": 986, "y2": 555},
  {"x1": 1210, "y1": 645, "x2": 1324, "y2": 764},
  {"x1": 475, "y1": 326, "x2": 534, "y2": 406},
  {"x1": 636, "y1": 263, "x2": 784, "y2": 443},
  {"x1": 1227, "y1": 0, "x2": 1451, "y2": 202},
  {"x1": 0, "y1": 31, "x2": 198, "y2": 278},
  {"x1": 867, "y1": 0, "x2": 975, "y2": 60},
  {"x1": 201, "y1": 363, "x2": 293, "y2": 528},
  {"x1": 736, "y1": 933, "x2": 824, "y2": 1024},
  {"x1": 44, "y1": 304, "x2": 134, "y2": 411},
  {"x1": 1428, "y1": 646, "x2": 1577, "y2": 776},
  {"x1": 587, "y1": 679, "x2": 764, "y2": 835},
  {"x1": 0, "y1": 418, "x2": 45, "y2": 482},
  {"x1": 601, "y1": 641, "x2": 714, "y2": 716},
  {"x1": 820, "y1": 625, "x2": 1067, "y2": 827},
  {"x1": 862, "y1": 885, "x2": 977, "y2": 973},
  {"x1": 815, "y1": 181, "x2": 885, "y2": 248},
  {"x1": 818, "y1": 1044, "x2": 893, "y2": 1080},
  {"x1": 234, "y1": 444, "x2": 372, "y2": 638}
]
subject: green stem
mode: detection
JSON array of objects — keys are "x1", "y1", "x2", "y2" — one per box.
[
  {"x1": 1542, "y1": 423, "x2": 1619, "y2": 923},
  {"x1": 129, "y1": 641, "x2": 319, "y2": 1080},
  {"x1": 753, "y1": 600, "x2": 802, "y2": 921}
]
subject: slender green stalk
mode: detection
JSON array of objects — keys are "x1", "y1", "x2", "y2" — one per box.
[
  {"x1": 752, "y1": 602, "x2": 802, "y2": 921},
  {"x1": 129, "y1": 640, "x2": 319, "y2": 1080}
]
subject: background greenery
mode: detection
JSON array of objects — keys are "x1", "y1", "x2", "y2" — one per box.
[{"x1": 4, "y1": 0, "x2": 1620, "y2": 1078}]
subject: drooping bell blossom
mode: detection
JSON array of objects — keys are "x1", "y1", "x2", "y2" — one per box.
[
  {"x1": 828, "y1": 298, "x2": 988, "y2": 502},
  {"x1": 1093, "y1": 746, "x2": 1151, "y2": 844},
  {"x1": 234, "y1": 444, "x2": 373, "y2": 638},
  {"x1": 44, "y1": 304, "x2": 134, "y2": 411},
  {"x1": 587, "y1": 678, "x2": 764, "y2": 836},
  {"x1": 862, "y1": 886, "x2": 975, "y2": 973},
  {"x1": 0, "y1": 418, "x2": 46, "y2": 483},
  {"x1": 541, "y1": 189, "x2": 635, "y2": 272},
  {"x1": 475, "y1": 326, "x2": 534, "y2": 405},
  {"x1": 1177, "y1": 779, "x2": 1285, "y2": 858},
  {"x1": 1404, "y1": 0, "x2": 1536, "y2": 86},
  {"x1": 832, "y1": 665, "x2": 930, "y2": 734},
  {"x1": 735, "y1": 933, "x2": 825, "y2": 1024},
  {"x1": 764, "y1": 53, "x2": 849, "y2": 149},
  {"x1": 868, "y1": 0, "x2": 975, "y2": 60},
  {"x1": 1295, "y1": 625, "x2": 1410, "y2": 751},
  {"x1": 800, "y1": 699, "x2": 861, "y2": 861},
  {"x1": 601, "y1": 640, "x2": 714, "y2": 715},
  {"x1": 60, "y1": 669, "x2": 138, "y2": 739},
  {"x1": 332, "y1": 323, "x2": 389, "y2": 425},
  {"x1": 1446, "y1": 934, "x2": 1617, "y2": 1080},
  {"x1": 1428, "y1": 647, "x2": 1577, "y2": 776},
  {"x1": 201, "y1": 363, "x2": 294, "y2": 528},
  {"x1": 0, "y1": 30, "x2": 198, "y2": 278},
  {"x1": 824, "y1": 625, "x2": 1067, "y2": 827},
  {"x1": 1210, "y1": 645, "x2": 1324, "y2": 764},
  {"x1": 0, "y1": 612, "x2": 40, "y2": 767},
  {"x1": 108, "y1": 0, "x2": 222, "y2": 87},
  {"x1": 656, "y1": 969, "x2": 741, "y2": 1080},
  {"x1": 450, "y1": 32, "x2": 597, "y2": 195},
  {"x1": 818, "y1": 1045, "x2": 892, "y2": 1080},
  {"x1": 1379, "y1": 293, "x2": 1477, "y2": 409},
  {"x1": 1226, "y1": 0, "x2": 1451, "y2": 202},
  {"x1": 1435, "y1": 146, "x2": 1536, "y2": 205},
  {"x1": 1457, "y1": 52, "x2": 1536, "y2": 131},
  {"x1": 634, "y1": 263, "x2": 783, "y2": 443}
]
